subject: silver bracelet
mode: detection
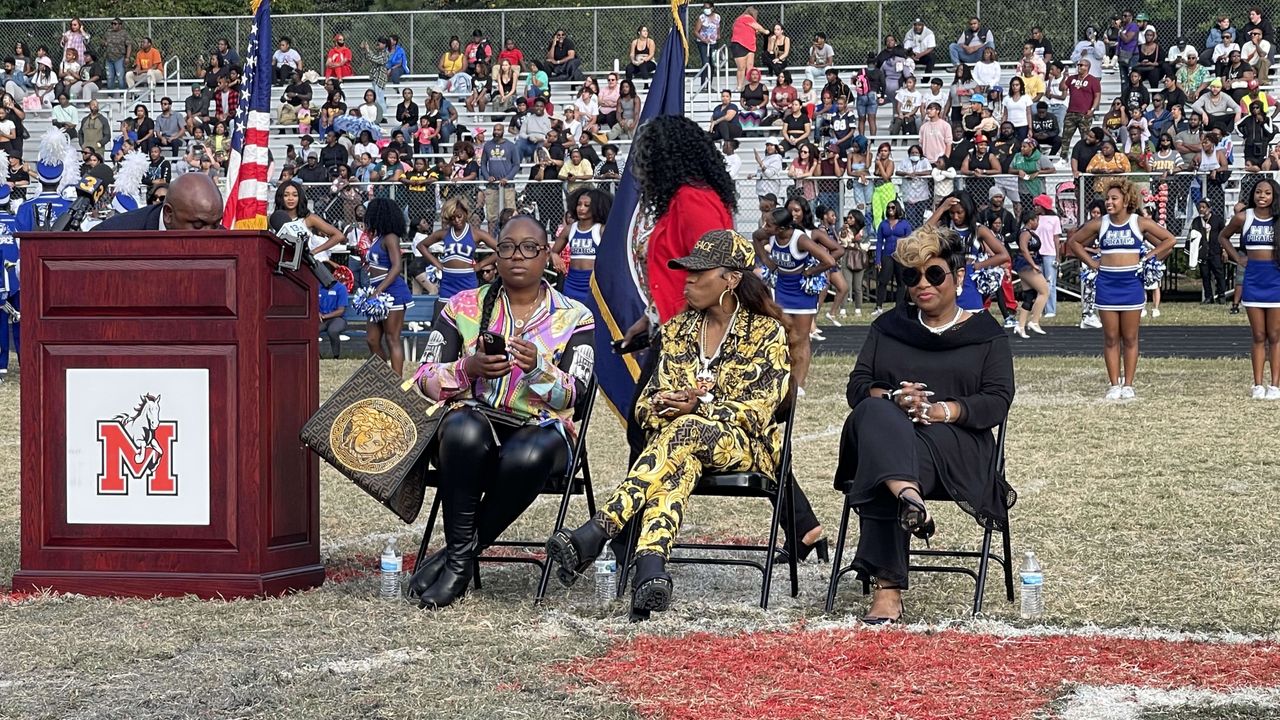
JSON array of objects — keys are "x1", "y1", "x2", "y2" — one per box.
[{"x1": 941, "y1": 402, "x2": 953, "y2": 423}]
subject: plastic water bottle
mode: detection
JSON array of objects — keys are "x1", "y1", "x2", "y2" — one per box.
[
  {"x1": 593, "y1": 547, "x2": 617, "y2": 605},
  {"x1": 1019, "y1": 550, "x2": 1044, "y2": 620},
  {"x1": 379, "y1": 538, "x2": 402, "y2": 600}
]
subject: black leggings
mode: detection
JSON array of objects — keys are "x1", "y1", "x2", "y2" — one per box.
[
  {"x1": 875, "y1": 257, "x2": 901, "y2": 308},
  {"x1": 435, "y1": 408, "x2": 569, "y2": 547}
]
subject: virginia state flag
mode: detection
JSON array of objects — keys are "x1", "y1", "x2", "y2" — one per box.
[
  {"x1": 221, "y1": 0, "x2": 273, "y2": 229},
  {"x1": 586, "y1": 1, "x2": 687, "y2": 420}
]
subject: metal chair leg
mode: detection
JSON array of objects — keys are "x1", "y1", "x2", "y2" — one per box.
[
  {"x1": 760, "y1": 483, "x2": 784, "y2": 610},
  {"x1": 972, "y1": 527, "x2": 994, "y2": 616},
  {"x1": 1002, "y1": 526, "x2": 1015, "y2": 602},
  {"x1": 535, "y1": 461, "x2": 581, "y2": 604},
  {"x1": 824, "y1": 501, "x2": 853, "y2": 612},
  {"x1": 786, "y1": 476, "x2": 799, "y2": 598}
]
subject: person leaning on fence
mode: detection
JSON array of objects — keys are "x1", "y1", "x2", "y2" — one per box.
[
  {"x1": 407, "y1": 214, "x2": 596, "y2": 609},
  {"x1": 834, "y1": 224, "x2": 1015, "y2": 624},
  {"x1": 549, "y1": 229, "x2": 791, "y2": 619}
]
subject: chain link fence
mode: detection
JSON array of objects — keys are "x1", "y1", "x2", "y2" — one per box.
[{"x1": 1, "y1": 0, "x2": 1266, "y2": 81}]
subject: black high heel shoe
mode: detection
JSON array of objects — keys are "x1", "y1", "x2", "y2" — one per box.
[
  {"x1": 897, "y1": 486, "x2": 936, "y2": 544},
  {"x1": 774, "y1": 537, "x2": 830, "y2": 565}
]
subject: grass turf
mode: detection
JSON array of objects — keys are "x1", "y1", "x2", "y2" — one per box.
[{"x1": 0, "y1": 352, "x2": 1276, "y2": 719}]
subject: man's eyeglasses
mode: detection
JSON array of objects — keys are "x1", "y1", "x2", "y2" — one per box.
[
  {"x1": 496, "y1": 241, "x2": 545, "y2": 259},
  {"x1": 902, "y1": 264, "x2": 950, "y2": 288}
]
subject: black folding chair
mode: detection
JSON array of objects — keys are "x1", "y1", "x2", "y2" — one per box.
[
  {"x1": 825, "y1": 420, "x2": 1015, "y2": 616},
  {"x1": 414, "y1": 375, "x2": 599, "y2": 603},
  {"x1": 615, "y1": 391, "x2": 800, "y2": 610}
]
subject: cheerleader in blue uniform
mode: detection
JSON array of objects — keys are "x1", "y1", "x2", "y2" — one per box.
[
  {"x1": 1218, "y1": 177, "x2": 1280, "y2": 400},
  {"x1": 755, "y1": 206, "x2": 835, "y2": 394},
  {"x1": 925, "y1": 190, "x2": 1009, "y2": 314},
  {"x1": 1067, "y1": 179, "x2": 1176, "y2": 401},
  {"x1": 363, "y1": 198, "x2": 416, "y2": 377},
  {"x1": 550, "y1": 187, "x2": 612, "y2": 305},
  {"x1": 417, "y1": 196, "x2": 497, "y2": 302}
]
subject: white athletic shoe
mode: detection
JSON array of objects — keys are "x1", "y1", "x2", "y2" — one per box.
[
  {"x1": 1003, "y1": 316, "x2": 1017, "y2": 329},
  {"x1": 1120, "y1": 386, "x2": 1136, "y2": 400},
  {"x1": 1084, "y1": 315, "x2": 1103, "y2": 329},
  {"x1": 1252, "y1": 384, "x2": 1268, "y2": 400},
  {"x1": 855, "y1": 309, "x2": 863, "y2": 316},
  {"x1": 1151, "y1": 307, "x2": 1161, "y2": 318},
  {"x1": 870, "y1": 308, "x2": 883, "y2": 317},
  {"x1": 1105, "y1": 385, "x2": 1124, "y2": 401},
  {"x1": 1043, "y1": 312, "x2": 1056, "y2": 318},
  {"x1": 1140, "y1": 307, "x2": 1148, "y2": 317},
  {"x1": 839, "y1": 309, "x2": 848, "y2": 317},
  {"x1": 825, "y1": 312, "x2": 843, "y2": 327},
  {"x1": 1028, "y1": 322, "x2": 1047, "y2": 335},
  {"x1": 1267, "y1": 386, "x2": 1280, "y2": 401}
]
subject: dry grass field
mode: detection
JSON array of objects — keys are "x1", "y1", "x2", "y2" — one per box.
[{"x1": 0, "y1": 352, "x2": 1277, "y2": 720}]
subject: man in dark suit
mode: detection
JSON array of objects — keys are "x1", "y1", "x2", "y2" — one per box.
[{"x1": 92, "y1": 173, "x2": 224, "y2": 231}]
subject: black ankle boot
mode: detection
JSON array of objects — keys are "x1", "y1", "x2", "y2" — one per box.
[
  {"x1": 406, "y1": 549, "x2": 447, "y2": 599},
  {"x1": 630, "y1": 553, "x2": 673, "y2": 616},
  {"x1": 417, "y1": 557, "x2": 474, "y2": 609},
  {"x1": 547, "y1": 515, "x2": 611, "y2": 587}
]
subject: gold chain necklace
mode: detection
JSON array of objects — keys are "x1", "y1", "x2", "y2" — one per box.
[{"x1": 507, "y1": 289, "x2": 545, "y2": 330}]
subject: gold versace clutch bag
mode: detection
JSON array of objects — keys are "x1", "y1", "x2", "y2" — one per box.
[{"x1": 300, "y1": 356, "x2": 445, "y2": 523}]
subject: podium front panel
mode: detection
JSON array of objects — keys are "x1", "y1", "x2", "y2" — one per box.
[{"x1": 15, "y1": 231, "x2": 323, "y2": 599}]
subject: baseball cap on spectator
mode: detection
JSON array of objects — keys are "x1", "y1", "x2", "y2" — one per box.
[
  {"x1": 37, "y1": 56, "x2": 53, "y2": 69},
  {"x1": 989, "y1": 186, "x2": 1004, "y2": 199},
  {"x1": 1021, "y1": 136, "x2": 1037, "y2": 147},
  {"x1": 913, "y1": 17, "x2": 924, "y2": 25},
  {"x1": 826, "y1": 141, "x2": 840, "y2": 152},
  {"x1": 765, "y1": 137, "x2": 782, "y2": 148},
  {"x1": 1210, "y1": 78, "x2": 1223, "y2": 88},
  {"x1": 1032, "y1": 195, "x2": 1054, "y2": 211},
  {"x1": 971, "y1": 93, "x2": 986, "y2": 106},
  {"x1": 1135, "y1": 12, "x2": 1150, "y2": 21},
  {"x1": 973, "y1": 133, "x2": 989, "y2": 144}
]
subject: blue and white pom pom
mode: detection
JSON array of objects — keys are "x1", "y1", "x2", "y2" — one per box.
[
  {"x1": 1138, "y1": 255, "x2": 1166, "y2": 286},
  {"x1": 352, "y1": 286, "x2": 395, "y2": 322},
  {"x1": 758, "y1": 266, "x2": 777, "y2": 288},
  {"x1": 799, "y1": 257, "x2": 829, "y2": 296},
  {"x1": 971, "y1": 261, "x2": 1005, "y2": 298}
]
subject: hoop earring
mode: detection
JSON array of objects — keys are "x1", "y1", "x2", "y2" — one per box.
[{"x1": 718, "y1": 287, "x2": 732, "y2": 308}]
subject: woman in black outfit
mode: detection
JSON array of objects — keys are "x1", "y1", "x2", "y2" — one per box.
[{"x1": 834, "y1": 224, "x2": 1015, "y2": 623}]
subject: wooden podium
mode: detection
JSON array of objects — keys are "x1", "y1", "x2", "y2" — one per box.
[{"x1": 12, "y1": 231, "x2": 324, "y2": 599}]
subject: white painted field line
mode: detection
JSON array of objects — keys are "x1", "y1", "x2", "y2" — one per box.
[
  {"x1": 800, "y1": 616, "x2": 1280, "y2": 645},
  {"x1": 283, "y1": 646, "x2": 434, "y2": 677},
  {"x1": 1058, "y1": 685, "x2": 1280, "y2": 720},
  {"x1": 320, "y1": 520, "x2": 429, "y2": 556}
]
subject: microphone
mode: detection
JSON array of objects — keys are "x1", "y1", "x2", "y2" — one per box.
[{"x1": 50, "y1": 176, "x2": 106, "y2": 232}]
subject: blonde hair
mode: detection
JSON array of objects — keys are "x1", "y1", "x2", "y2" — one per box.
[
  {"x1": 1101, "y1": 178, "x2": 1143, "y2": 213},
  {"x1": 894, "y1": 224, "x2": 956, "y2": 268},
  {"x1": 441, "y1": 195, "x2": 471, "y2": 223}
]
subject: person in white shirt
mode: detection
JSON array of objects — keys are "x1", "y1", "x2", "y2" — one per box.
[
  {"x1": 1211, "y1": 30, "x2": 1240, "y2": 65},
  {"x1": 891, "y1": 76, "x2": 923, "y2": 134},
  {"x1": 751, "y1": 137, "x2": 785, "y2": 198},
  {"x1": 808, "y1": 33, "x2": 835, "y2": 83},
  {"x1": 903, "y1": 18, "x2": 937, "y2": 72},
  {"x1": 920, "y1": 77, "x2": 947, "y2": 111},
  {"x1": 722, "y1": 139, "x2": 742, "y2": 179},
  {"x1": 1242, "y1": 28, "x2": 1271, "y2": 80},
  {"x1": 272, "y1": 37, "x2": 303, "y2": 85},
  {"x1": 1071, "y1": 27, "x2": 1106, "y2": 78}
]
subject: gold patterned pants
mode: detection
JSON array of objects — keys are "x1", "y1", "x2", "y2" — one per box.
[{"x1": 600, "y1": 415, "x2": 756, "y2": 559}]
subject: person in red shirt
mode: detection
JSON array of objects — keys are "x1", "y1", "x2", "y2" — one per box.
[
  {"x1": 730, "y1": 6, "x2": 768, "y2": 91},
  {"x1": 497, "y1": 38, "x2": 524, "y2": 71},
  {"x1": 616, "y1": 115, "x2": 827, "y2": 567},
  {"x1": 1061, "y1": 59, "x2": 1101, "y2": 149},
  {"x1": 324, "y1": 34, "x2": 353, "y2": 79}
]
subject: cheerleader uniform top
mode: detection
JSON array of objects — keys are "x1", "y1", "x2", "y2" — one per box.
[
  {"x1": 1097, "y1": 214, "x2": 1144, "y2": 256},
  {"x1": 365, "y1": 234, "x2": 414, "y2": 306},
  {"x1": 441, "y1": 225, "x2": 479, "y2": 268},
  {"x1": 568, "y1": 222, "x2": 603, "y2": 260},
  {"x1": 1241, "y1": 210, "x2": 1275, "y2": 252},
  {"x1": 770, "y1": 229, "x2": 809, "y2": 271}
]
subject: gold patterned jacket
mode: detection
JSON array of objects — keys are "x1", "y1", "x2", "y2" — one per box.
[{"x1": 636, "y1": 308, "x2": 792, "y2": 476}]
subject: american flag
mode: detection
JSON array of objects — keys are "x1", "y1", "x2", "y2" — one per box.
[{"x1": 221, "y1": 0, "x2": 273, "y2": 229}]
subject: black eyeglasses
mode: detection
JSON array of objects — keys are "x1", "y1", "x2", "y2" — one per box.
[
  {"x1": 496, "y1": 241, "x2": 545, "y2": 259},
  {"x1": 902, "y1": 265, "x2": 950, "y2": 288}
]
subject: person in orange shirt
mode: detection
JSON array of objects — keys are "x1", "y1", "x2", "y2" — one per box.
[
  {"x1": 324, "y1": 34, "x2": 353, "y2": 79},
  {"x1": 126, "y1": 36, "x2": 163, "y2": 99}
]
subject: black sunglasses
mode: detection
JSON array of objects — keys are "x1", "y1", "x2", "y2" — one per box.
[{"x1": 902, "y1": 265, "x2": 950, "y2": 288}]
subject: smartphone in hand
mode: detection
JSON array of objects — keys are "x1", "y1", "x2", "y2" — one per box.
[{"x1": 480, "y1": 331, "x2": 507, "y2": 357}]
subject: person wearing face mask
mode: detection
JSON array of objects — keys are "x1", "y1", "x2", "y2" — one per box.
[
  {"x1": 833, "y1": 224, "x2": 1014, "y2": 624},
  {"x1": 897, "y1": 144, "x2": 933, "y2": 228},
  {"x1": 694, "y1": 3, "x2": 722, "y2": 91}
]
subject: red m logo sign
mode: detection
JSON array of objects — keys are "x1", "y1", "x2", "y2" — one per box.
[{"x1": 96, "y1": 421, "x2": 179, "y2": 496}]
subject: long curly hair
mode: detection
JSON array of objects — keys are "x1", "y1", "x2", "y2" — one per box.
[
  {"x1": 365, "y1": 197, "x2": 407, "y2": 239},
  {"x1": 631, "y1": 115, "x2": 737, "y2": 218},
  {"x1": 566, "y1": 187, "x2": 613, "y2": 225}
]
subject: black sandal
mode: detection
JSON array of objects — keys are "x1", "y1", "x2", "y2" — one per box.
[
  {"x1": 546, "y1": 520, "x2": 609, "y2": 587},
  {"x1": 897, "y1": 486, "x2": 936, "y2": 543}
]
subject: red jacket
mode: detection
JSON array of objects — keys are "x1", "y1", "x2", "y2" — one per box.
[{"x1": 647, "y1": 184, "x2": 734, "y2": 322}]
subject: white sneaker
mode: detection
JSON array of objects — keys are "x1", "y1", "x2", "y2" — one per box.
[
  {"x1": 1028, "y1": 322, "x2": 1047, "y2": 335},
  {"x1": 825, "y1": 313, "x2": 843, "y2": 327},
  {"x1": 1105, "y1": 385, "x2": 1123, "y2": 401},
  {"x1": 1085, "y1": 315, "x2": 1103, "y2": 329},
  {"x1": 870, "y1": 308, "x2": 883, "y2": 317},
  {"x1": 855, "y1": 309, "x2": 863, "y2": 316},
  {"x1": 339, "y1": 334, "x2": 351, "y2": 341},
  {"x1": 1140, "y1": 307, "x2": 1148, "y2": 317},
  {"x1": 839, "y1": 309, "x2": 848, "y2": 317},
  {"x1": 1043, "y1": 312, "x2": 1056, "y2": 319},
  {"x1": 1151, "y1": 307, "x2": 1161, "y2": 318},
  {"x1": 1120, "y1": 385, "x2": 1136, "y2": 400},
  {"x1": 1003, "y1": 316, "x2": 1017, "y2": 329},
  {"x1": 1252, "y1": 384, "x2": 1268, "y2": 400},
  {"x1": 1267, "y1": 386, "x2": 1280, "y2": 400}
]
